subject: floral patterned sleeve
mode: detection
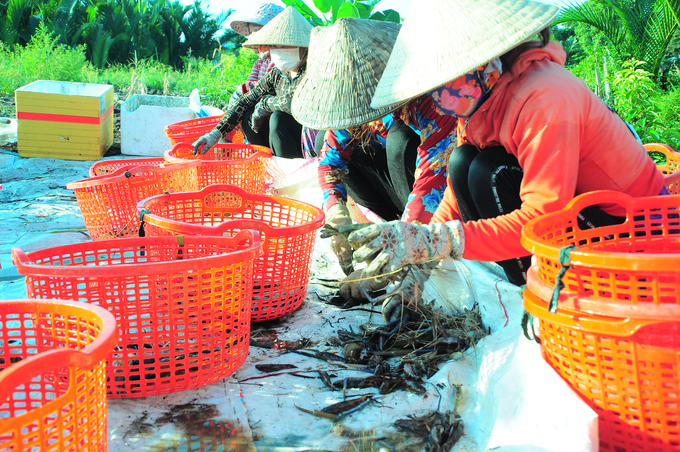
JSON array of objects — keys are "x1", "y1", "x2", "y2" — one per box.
[
  {"x1": 317, "y1": 129, "x2": 356, "y2": 211},
  {"x1": 394, "y1": 94, "x2": 458, "y2": 224},
  {"x1": 216, "y1": 69, "x2": 278, "y2": 136}
]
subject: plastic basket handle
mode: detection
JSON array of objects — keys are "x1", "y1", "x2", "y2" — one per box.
[
  {"x1": 523, "y1": 289, "x2": 659, "y2": 336},
  {"x1": 665, "y1": 171, "x2": 680, "y2": 185},
  {"x1": 561, "y1": 190, "x2": 634, "y2": 225},
  {"x1": 0, "y1": 301, "x2": 118, "y2": 404}
]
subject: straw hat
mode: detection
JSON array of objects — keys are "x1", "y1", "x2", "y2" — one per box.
[
  {"x1": 243, "y1": 6, "x2": 314, "y2": 48},
  {"x1": 230, "y1": 3, "x2": 284, "y2": 37},
  {"x1": 371, "y1": 0, "x2": 560, "y2": 109},
  {"x1": 291, "y1": 18, "x2": 402, "y2": 130}
]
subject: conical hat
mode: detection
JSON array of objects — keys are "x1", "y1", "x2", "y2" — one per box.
[
  {"x1": 292, "y1": 18, "x2": 402, "y2": 130},
  {"x1": 371, "y1": 0, "x2": 560, "y2": 109},
  {"x1": 230, "y1": 3, "x2": 284, "y2": 37},
  {"x1": 243, "y1": 6, "x2": 313, "y2": 48}
]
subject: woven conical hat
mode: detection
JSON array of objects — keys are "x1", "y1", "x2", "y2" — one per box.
[
  {"x1": 292, "y1": 18, "x2": 402, "y2": 130},
  {"x1": 371, "y1": 0, "x2": 560, "y2": 109},
  {"x1": 230, "y1": 3, "x2": 284, "y2": 37},
  {"x1": 243, "y1": 6, "x2": 313, "y2": 48}
]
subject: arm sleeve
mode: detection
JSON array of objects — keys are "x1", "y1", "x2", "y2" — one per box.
[
  {"x1": 216, "y1": 69, "x2": 278, "y2": 136},
  {"x1": 317, "y1": 129, "x2": 355, "y2": 211},
  {"x1": 460, "y1": 89, "x2": 582, "y2": 261},
  {"x1": 399, "y1": 95, "x2": 459, "y2": 224}
]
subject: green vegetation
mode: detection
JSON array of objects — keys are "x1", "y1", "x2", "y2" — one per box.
[
  {"x1": 554, "y1": 0, "x2": 680, "y2": 150},
  {"x1": 0, "y1": 24, "x2": 257, "y2": 107},
  {"x1": 283, "y1": 0, "x2": 400, "y2": 25}
]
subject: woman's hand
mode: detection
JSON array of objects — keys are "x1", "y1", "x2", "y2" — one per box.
[
  {"x1": 348, "y1": 220, "x2": 465, "y2": 277},
  {"x1": 191, "y1": 129, "x2": 221, "y2": 155}
]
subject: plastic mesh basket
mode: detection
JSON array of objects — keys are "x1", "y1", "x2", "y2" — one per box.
[
  {"x1": 521, "y1": 190, "x2": 680, "y2": 307},
  {"x1": 12, "y1": 232, "x2": 262, "y2": 398},
  {"x1": 0, "y1": 299, "x2": 117, "y2": 451},
  {"x1": 137, "y1": 184, "x2": 325, "y2": 322},
  {"x1": 645, "y1": 143, "x2": 680, "y2": 195},
  {"x1": 524, "y1": 289, "x2": 680, "y2": 452},
  {"x1": 164, "y1": 142, "x2": 271, "y2": 192},
  {"x1": 89, "y1": 157, "x2": 166, "y2": 177},
  {"x1": 67, "y1": 161, "x2": 200, "y2": 240},
  {"x1": 164, "y1": 115, "x2": 244, "y2": 146}
]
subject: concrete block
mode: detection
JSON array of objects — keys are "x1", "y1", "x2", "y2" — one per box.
[{"x1": 121, "y1": 95, "x2": 195, "y2": 156}]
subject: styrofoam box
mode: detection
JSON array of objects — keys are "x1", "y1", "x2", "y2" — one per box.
[{"x1": 121, "y1": 95, "x2": 195, "y2": 156}]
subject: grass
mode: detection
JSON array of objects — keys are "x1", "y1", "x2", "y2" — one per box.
[{"x1": 0, "y1": 26, "x2": 258, "y2": 108}]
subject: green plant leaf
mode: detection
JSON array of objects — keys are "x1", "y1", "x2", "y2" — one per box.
[
  {"x1": 354, "y1": 2, "x2": 371, "y2": 18},
  {"x1": 337, "y1": 2, "x2": 359, "y2": 18},
  {"x1": 331, "y1": 0, "x2": 345, "y2": 22},
  {"x1": 313, "y1": 0, "x2": 332, "y2": 14},
  {"x1": 381, "y1": 9, "x2": 400, "y2": 23},
  {"x1": 281, "y1": 0, "x2": 324, "y2": 25},
  {"x1": 369, "y1": 11, "x2": 385, "y2": 20}
]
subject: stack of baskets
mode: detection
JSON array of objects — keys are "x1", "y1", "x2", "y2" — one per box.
[{"x1": 521, "y1": 190, "x2": 680, "y2": 452}]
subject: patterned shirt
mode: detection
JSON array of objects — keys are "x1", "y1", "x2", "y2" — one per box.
[
  {"x1": 390, "y1": 94, "x2": 458, "y2": 223},
  {"x1": 318, "y1": 105, "x2": 455, "y2": 224},
  {"x1": 247, "y1": 56, "x2": 276, "y2": 83},
  {"x1": 216, "y1": 64, "x2": 306, "y2": 136}
]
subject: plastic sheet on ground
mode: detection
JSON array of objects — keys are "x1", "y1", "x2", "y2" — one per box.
[{"x1": 0, "y1": 153, "x2": 597, "y2": 451}]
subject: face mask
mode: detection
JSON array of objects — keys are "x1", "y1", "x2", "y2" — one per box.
[
  {"x1": 430, "y1": 58, "x2": 503, "y2": 118},
  {"x1": 270, "y1": 48, "x2": 302, "y2": 72}
]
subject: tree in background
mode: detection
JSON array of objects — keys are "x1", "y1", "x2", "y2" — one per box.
[
  {"x1": 555, "y1": 0, "x2": 677, "y2": 80},
  {"x1": 0, "y1": 0, "x2": 234, "y2": 69}
]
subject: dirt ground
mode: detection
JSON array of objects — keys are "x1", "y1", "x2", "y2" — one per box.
[{"x1": 0, "y1": 91, "x2": 123, "y2": 156}]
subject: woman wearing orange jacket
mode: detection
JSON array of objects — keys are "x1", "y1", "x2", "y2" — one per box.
[{"x1": 347, "y1": 0, "x2": 666, "y2": 320}]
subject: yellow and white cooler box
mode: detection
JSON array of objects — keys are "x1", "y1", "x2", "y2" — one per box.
[{"x1": 15, "y1": 80, "x2": 113, "y2": 160}]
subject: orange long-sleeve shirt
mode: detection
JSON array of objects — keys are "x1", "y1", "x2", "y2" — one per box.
[{"x1": 431, "y1": 42, "x2": 664, "y2": 262}]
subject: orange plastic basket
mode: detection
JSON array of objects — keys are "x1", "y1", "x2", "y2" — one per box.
[
  {"x1": 0, "y1": 299, "x2": 117, "y2": 451},
  {"x1": 526, "y1": 264, "x2": 680, "y2": 319},
  {"x1": 521, "y1": 190, "x2": 680, "y2": 308},
  {"x1": 524, "y1": 289, "x2": 680, "y2": 452},
  {"x1": 12, "y1": 232, "x2": 262, "y2": 398},
  {"x1": 67, "y1": 161, "x2": 200, "y2": 240},
  {"x1": 164, "y1": 142, "x2": 271, "y2": 192},
  {"x1": 89, "y1": 157, "x2": 166, "y2": 177},
  {"x1": 164, "y1": 115, "x2": 244, "y2": 146},
  {"x1": 137, "y1": 184, "x2": 325, "y2": 322},
  {"x1": 645, "y1": 143, "x2": 680, "y2": 194}
]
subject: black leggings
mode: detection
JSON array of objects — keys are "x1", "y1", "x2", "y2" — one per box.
[
  {"x1": 448, "y1": 144, "x2": 623, "y2": 285},
  {"x1": 242, "y1": 109, "x2": 303, "y2": 158},
  {"x1": 315, "y1": 121, "x2": 420, "y2": 220}
]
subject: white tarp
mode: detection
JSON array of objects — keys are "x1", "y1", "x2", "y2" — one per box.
[{"x1": 0, "y1": 153, "x2": 597, "y2": 451}]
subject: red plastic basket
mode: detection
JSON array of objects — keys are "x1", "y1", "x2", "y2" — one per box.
[
  {"x1": 0, "y1": 299, "x2": 117, "y2": 451},
  {"x1": 137, "y1": 184, "x2": 325, "y2": 322},
  {"x1": 524, "y1": 289, "x2": 680, "y2": 452},
  {"x1": 12, "y1": 232, "x2": 262, "y2": 398},
  {"x1": 164, "y1": 115, "x2": 244, "y2": 146},
  {"x1": 521, "y1": 191, "x2": 680, "y2": 308},
  {"x1": 89, "y1": 157, "x2": 166, "y2": 177},
  {"x1": 645, "y1": 143, "x2": 680, "y2": 194},
  {"x1": 67, "y1": 161, "x2": 200, "y2": 240},
  {"x1": 164, "y1": 142, "x2": 271, "y2": 192}
]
